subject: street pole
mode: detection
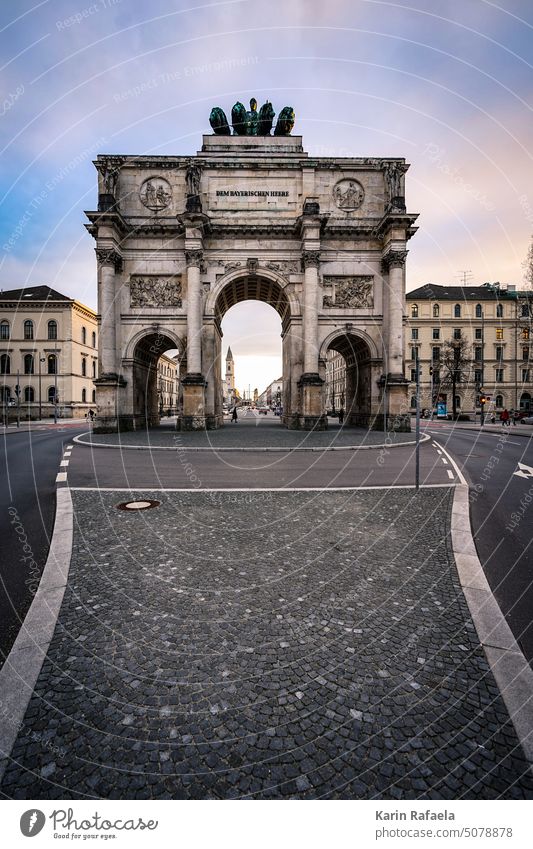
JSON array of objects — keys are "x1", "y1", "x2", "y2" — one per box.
[
  {"x1": 38, "y1": 355, "x2": 42, "y2": 420},
  {"x1": 16, "y1": 369, "x2": 20, "y2": 428},
  {"x1": 54, "y1": 344, "x2": 58, "y2": 425},
  {"x1": 415, "y1": 352, "x2": 420, "y2": 491},
  {"x1": 480, "y1": 309, "x2": 485, "y2": 427},
  {"x1": 383, "y1": 377, "x2": 388, "y2": 434}
]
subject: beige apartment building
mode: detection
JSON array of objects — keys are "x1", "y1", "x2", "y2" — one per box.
[
  {"x1": 405, "y1": 283, "x2": 533, "y2": 416},
  {"x1": 0, "y1": 286, "x2": 98, "y2": 420},
  {"x1": 325, "y1": 350, "x2": 347, "y2": 413},
  {"x1": 157, "y1": 352, "x2": 179, "y2": 413}
]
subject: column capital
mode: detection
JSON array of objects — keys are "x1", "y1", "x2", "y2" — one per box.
[
  {"x1": 95, "y1": 248, "x2": 123, "y2": 273},
  {"x1": 381, "y1": 249, "x2": 408, "y2": 272},
  {"x1": 185, "y1": 249, "x2": 204, "y2": 267},
  {"x1": 301, "y1": 250, "x2": 320, "y2": 270}
]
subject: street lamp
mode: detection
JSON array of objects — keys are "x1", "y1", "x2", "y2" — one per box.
[
  {"x1": 38, "y1": 355, "x2": 45, "y2": 420},
  {"x1": 54, "y1": 344, "x2": 58, "y2": 425}
]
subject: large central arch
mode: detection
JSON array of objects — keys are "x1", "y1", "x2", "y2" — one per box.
[{"x1": 203, "y1": 269, "x2": 301, "y2": 427}]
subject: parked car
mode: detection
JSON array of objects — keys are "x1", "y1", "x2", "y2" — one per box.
[
  {"x1": 520, "y1": 414, "x2": 533, "y2": 425},
  {"x1": 258, "y1": 407, "x2": 269, "y2": 415}
]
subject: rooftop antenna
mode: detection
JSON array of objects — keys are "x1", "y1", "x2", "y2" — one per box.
[{"x1": 457, "y1": 270, "x2": 473, "y2": 285}]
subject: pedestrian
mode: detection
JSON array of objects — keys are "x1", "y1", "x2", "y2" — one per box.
[
  {"x1": 231, "y1": 406, "x2": 238, "y2": 423},
  {"x1": 510, "y1": 408, "x2": 518, "y2": 426},
  {"x1": 338, "y1": 407, "x2": 345, "y2": 425},
  {"x1": 500, "y1": 408, "x2": 510, "y2": 427},
  {"x1": 490, "y1": 412, "x2": 496, "y2": 424}
]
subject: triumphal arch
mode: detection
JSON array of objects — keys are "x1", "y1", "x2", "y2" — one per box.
[{"x1": 86, "y1": 99, "x2": 418, "y2": 432}]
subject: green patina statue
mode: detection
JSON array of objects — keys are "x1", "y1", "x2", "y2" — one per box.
[{"x1": 209, "y1": 99, "x2": 294, "y2": 136}]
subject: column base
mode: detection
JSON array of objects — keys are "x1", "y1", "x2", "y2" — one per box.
[
  {"x1": 93, "y1": 375, "x2": 127, "y2": 433},
  {"x1": 298, "y1": 372, "x2": 325, "y2": 427},
  {"x1": 178, "y1": 374, "x2": 208, "y2": 430},
  {"x1": 379, "y1": 375, "x2": 411, "y2": 432}
]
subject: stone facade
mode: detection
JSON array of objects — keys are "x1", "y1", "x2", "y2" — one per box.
[{"x1": 86, "y1": 134, "x2": 418, "y2": 432}]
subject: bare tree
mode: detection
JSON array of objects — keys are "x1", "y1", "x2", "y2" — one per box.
[
  {"x1": 523, "y1": 235, "x2": 533, "y2": 289},
  {"x1": 438, "y1": 336, "x2": 473, "y2": 418}
]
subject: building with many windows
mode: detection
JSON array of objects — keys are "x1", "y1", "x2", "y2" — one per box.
[
  {"x1": 156, "y1": 353, "x2": 179, "y2": 414},
  {"x1": 0, "y1": 286, "x2": 98, "y2": 420},
  {"x1": 405, "y1": 283, "x2": 533, "y2": 416},
  {"x1": 325, "y1": 350, "x2": 347, "y2": 413},
  {"x1": 257, "y1": 377, "x2": 283, "y2": 409}
]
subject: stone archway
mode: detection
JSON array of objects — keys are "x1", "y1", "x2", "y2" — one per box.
[
  {"x1": 321, "y1": 330, "x2": 378, "y2": 427},
  {"x1": 200, "y1": 270, "x2": 301, "y2": 429},
  {"x1": 128, "y1": 331, "x2": 185, "y2": 429}
]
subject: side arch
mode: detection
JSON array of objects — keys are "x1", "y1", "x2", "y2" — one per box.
[
  {"x1": 123, "y1": 326, "x2": 185, "y2": 362},
  {"x1": 319, "y1": 327, "x2": 380, "y2": 363}
]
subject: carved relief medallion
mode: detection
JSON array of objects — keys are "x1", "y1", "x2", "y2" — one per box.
[
  {"x1": 130, "y1": 276, "x2": 182, "y2": 307},
  {"x1": 333, "y1": 179, "x2": 365, "y2": 211},
  {"x1": 139, "y1": 177, "x2": 172, "y2": 211},
  {"x1": 322, "y1": 276, "x2": 373, "y2": 308}
]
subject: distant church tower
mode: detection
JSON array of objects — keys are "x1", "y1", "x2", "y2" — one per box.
[{"x1": 225, "y1": 346, "x2": 235, "y2": 404}]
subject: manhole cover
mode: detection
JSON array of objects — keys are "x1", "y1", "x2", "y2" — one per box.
[{"x1": 116, "y1": 500, "x2": 160, "y2": 511}]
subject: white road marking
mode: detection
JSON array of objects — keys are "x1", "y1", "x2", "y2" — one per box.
[
  {"x1": 59, "y1": 460, "x2": 69, "y2": 467},
  {"x1": 431, "y1": 440, "x2": 468, "y2": 486},
  {"x1": 447, "y1": 469, "x2": 454, "y2": 479},
  {"x1": 513, "y1": 462, "x2": 533, "y2": 480},
  {"x1": 56, "y1": 472, "x2": 67, "y2": 482},
  {"x1": 69, "y1": 483, "x2": 457, "y2": 492},
  {"x1": 441, "y1": 457, "x2": 448, "y2": 465}
]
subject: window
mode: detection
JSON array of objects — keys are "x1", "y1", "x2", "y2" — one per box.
[
  {"x1": 411, "y1": 328, "x2": 418, "y2": 340},
  {"x1": 24, "y1": 320, "x2": 33, "y2": 340},
  {"x1": 453, "y1": 328, "x2": 461, "y2": 340},
  {"x1": 48, "y1": 320, "x2": 57, "y2": 340},
  {"x1": 410, "y1": 347, "x2": 418, "y2": 361},
  {"x1": 474, "y1": 369, "x2": 482, "y2": 384},
  {"x1": 410, "y1": 369, "x2": 417, "y2": 383},
  {"x1": 495, "y1": 394, "x2": 503, "y2": 408},
  {"x1": 523, "y1": 348, "x2": 530, "y2": 361},
  {"x1": 432, "y1": 328, "x2": 440, "y2": 340},
  {"x1": 454, "y1": 304, "x2": 461, "y2": 318},
  {"x1": 82, "y1": 326, "x2": 86, "y2": 345},
  {"x1": 522, "y1": 328, "x2": 530, "y2": 340},
  {"x1": 24, "y1": 386, "x2": 34, "y2": 403},
  {"x1": 0, "y1": 354, "x2": 10, "y2": 374},
  {"x1": 24, "y1": 354, "x2": 34, "y2": 374},
  {"x1": 81, "y1": 357, "x2": 87, "y2": 377},
  {"x1": 48, "y1": 386, "x2": 57, "y2": 403},
  {"x1": 495, "y1": 369, "x2": 504, "y2": 383},
  {"x1": 0, "y1": 320, "x2": 9, "y2": 340},
  {"x1": 475, "y1": 328, "x2": 482, "y2": 340},
  {"x1": 496, "y1": 346, "x2": 504, "y2": 361},
  {"x1": 92, "y1": 360, "x2": 96, "y2": 378},
  {"x1": 455, "y1": 396, "x2": 461, "y2": 409},
  {"x1": 47, "y1": 354, "x2": 57, "y2": 374},
  {"x1": 92, "y1": 389, "x2": 96, "y2": 403},
  {"x1": 521, "y1": 303, "x2": 530, "y2": 317},
  {"x1": 92, "y1": 331, "x2": 96, "y2": 348},
  {"x1": 522, "y1": 369, "x2": 530, "y2": 383},
  {"x1": 475, "y1": 347, "x2": 482, "y2": 361},
  {"x1": 82, "y1": 388, "x2": 87, "y2": 403},
  {"x1": 496, "y1": 328, "x2": 503, "y2": 340},
  {"x1": 432, "y1": 347, "x2": 440, "y2": 361},
  {"x1": 410, "y1": 395, "x2": 417, "y2": 408},
  {"x1": 475, "y1": 304, "x2": 482, "y2": 318},
  {"x1": 432, "y1": 303, "x2": 439, "y2": 317},
  {"x1": 496, "y1": 303, "x2": 503, "y2": 318},
  {"x1": 411, "y1": 304, "x2": 418, "y2": 318}
]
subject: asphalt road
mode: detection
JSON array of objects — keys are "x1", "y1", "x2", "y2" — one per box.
[
  {"x1": 426, "y1": 423, "x2": 533, "y2": 664},
  {"x1": 0, "y1": 423, "x2": 87, "y2": 661}
]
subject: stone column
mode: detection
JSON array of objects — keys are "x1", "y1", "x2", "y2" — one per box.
[
  {"x1": 180, "y1": 248, "x2": 207, "y2": 430},
  {"x1": 93, "y1": 248, "x2": 125, "y2": 433},
  {"x1": 381, "y1": 249, "x2": 410, "y2": 431},
  {"x1": 96, "y1": 248, "x2": 122, "y2": 377},
  {"x1": 299, "y1": 249, "x2": 326, "y2": 430}
]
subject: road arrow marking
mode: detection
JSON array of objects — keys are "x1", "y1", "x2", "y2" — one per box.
[{"x1": 513, "y1": 462, "x2": 533, "y2": 479}]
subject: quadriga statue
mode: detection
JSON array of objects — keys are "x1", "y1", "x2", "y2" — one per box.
[
  {"x1": 209, "y1": 107, "x2": 230, "y2": 135},
  {"x1": 274, "y1": 106, "x2": 295, "y2": 136}
]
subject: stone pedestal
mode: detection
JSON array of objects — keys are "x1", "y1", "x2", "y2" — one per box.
[
  {"x1": 380, "y1": 376, "x2": 411, "y2": 432},
  {"x1": 299, "y1": 373, "x2": 327, "y2": 430},
  {"x1": 179, "y1": 374, "x2": 211, "y2": 430},
  {"x1": 93, "y1": 375, "x2": 127, "y2": 432}
]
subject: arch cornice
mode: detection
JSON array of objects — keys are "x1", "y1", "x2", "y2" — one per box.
[
  {"x1": 124, "y1": 325, "x2": 185, "y2": 360},
  {"x1": 204, "y1": 266, "x2": 301, "y2": 318},
  {"x1": 319, "y1": 326, "x2": 380, "y2": 362}
]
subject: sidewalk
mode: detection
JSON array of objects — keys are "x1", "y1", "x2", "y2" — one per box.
[{"x1": 1, "y1": 487, "x2": 532, "y2": 799}]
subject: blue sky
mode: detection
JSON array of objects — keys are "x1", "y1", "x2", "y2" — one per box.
[{"x1": 1, "y1": 0, "x2": 532, "y2": 393}]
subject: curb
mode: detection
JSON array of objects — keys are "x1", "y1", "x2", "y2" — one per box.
[
  {"x1": 451, "y1": 485, "x2": 533, "y2": 767},
  {"x1": 73, "y1": 432, "x2": 431, "y2": 453},
  {"x1": 0, "y1": 487, "x2": 73, "y2": 784},
  {"x1": 428, "y1": 424, "x2": 533, "y2": 439}
]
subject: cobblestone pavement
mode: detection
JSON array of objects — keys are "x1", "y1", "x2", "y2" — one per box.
[
  {"x1": 82, "y1": 416, "x2": 418, "y2": 449},
  {"x1": 2, "y1": 488, "x2": 532, "y2": 800}
]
